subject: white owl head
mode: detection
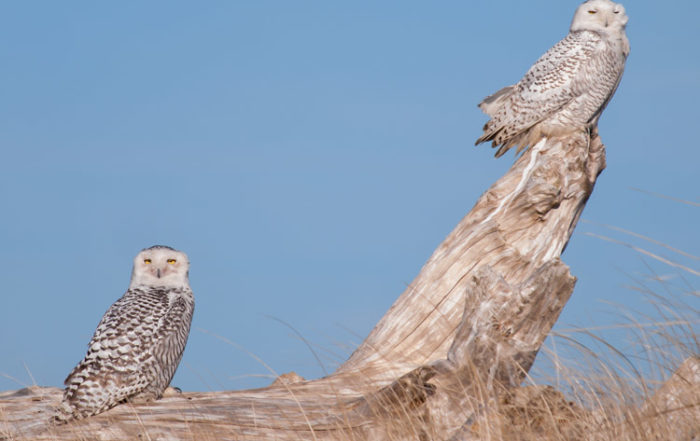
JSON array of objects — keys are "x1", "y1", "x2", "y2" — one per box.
[
  {"x1": 571, "y1": 0, "x2": 628, "y2": 34},
  {"x1": 129, "y1": 245, "x2": 190, "y2": 289}
]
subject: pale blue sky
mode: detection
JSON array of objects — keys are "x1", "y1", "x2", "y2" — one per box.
[{"x1": 1, "y1": 1, "x2": 697, "y2": 392}]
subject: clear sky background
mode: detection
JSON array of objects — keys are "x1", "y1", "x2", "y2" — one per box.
[{"x1": 1, "y1": 1, "x2": 697, "y2": 393}]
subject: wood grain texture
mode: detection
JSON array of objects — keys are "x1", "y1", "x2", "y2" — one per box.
[{"x1": 1, "y1": 131, "x2": 614, "y2": 440}]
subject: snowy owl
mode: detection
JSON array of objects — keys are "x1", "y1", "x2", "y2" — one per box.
[
  {"x1": 54, "y1": 245, "x2": 194, "y2": 422},
  {"x1": 475, "y1": 0, "x2": 630, "y2": 157}
]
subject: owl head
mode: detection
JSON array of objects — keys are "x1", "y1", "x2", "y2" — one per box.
[
  {"x1": 570, "y1": 0, "x2": 628, "y2": 34},
  {"x1": 129, "y1": 245, "x2": 190, "y2": 288}
]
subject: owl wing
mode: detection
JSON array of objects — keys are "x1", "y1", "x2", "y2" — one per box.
[
  {"x1": 476, "y1": 31, "x2": 602, "y2": 154},
  {"x1": 63, "y1": 290, "x2": 165, "y2": 401},
  {"x1": 151, "y1": 295, "x2": 194, "y2": 384}
]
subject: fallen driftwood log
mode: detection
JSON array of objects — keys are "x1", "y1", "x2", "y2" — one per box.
[{"x1": 2, "y1": 130, "x2": 695, "y2": 440}]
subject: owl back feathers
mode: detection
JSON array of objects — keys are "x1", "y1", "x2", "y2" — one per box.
[{"x1": 54, "y1": 286, "x2": 194, "y2": 423}]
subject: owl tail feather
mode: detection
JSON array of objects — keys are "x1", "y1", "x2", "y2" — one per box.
[
  {"x1": 478, "y1": 85, "x2": 515, "y2": 116},
  {"x1": 50, "y1": 401, "x2": 77, "y2": 425}
]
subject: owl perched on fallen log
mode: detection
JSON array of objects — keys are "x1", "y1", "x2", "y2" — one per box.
[
  {"x1": 476, "y1": 0, "x2": 629, "y2": 157},
  {"x1": 54, "y1": 245, "x2": 195, "y2": 422}
]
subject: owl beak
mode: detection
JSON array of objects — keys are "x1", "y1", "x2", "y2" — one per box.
[{"x1": 156, "y1": 268, "x2": 162, "y2": 278}]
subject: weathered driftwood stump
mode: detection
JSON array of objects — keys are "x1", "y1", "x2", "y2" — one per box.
[{"x1": 1, "y1": 131, "x2": 607, "y2": 440}]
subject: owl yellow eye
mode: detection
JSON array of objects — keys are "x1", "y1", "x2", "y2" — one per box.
[
  {"x1": 144, "y1": 259, "x2": 152, "y2": 264},
  {"x1": 167, "y1": 259, "x2": 176, "y2": 264},
  {"x1": 588, "y1": 10, "x2": 597, "y2": 14}
]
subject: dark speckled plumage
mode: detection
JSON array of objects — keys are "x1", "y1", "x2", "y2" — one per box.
[
  {"x1": 476, "y1": 0, "x2": 629, "y2": 157},
  {"x1": 54, "y1": 247, "x2": 194, "y2": 423}
]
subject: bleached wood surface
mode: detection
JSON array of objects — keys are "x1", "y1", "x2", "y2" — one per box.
[{"x1": 2, "y1": 131, "x2": 608, "y2": 440}]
